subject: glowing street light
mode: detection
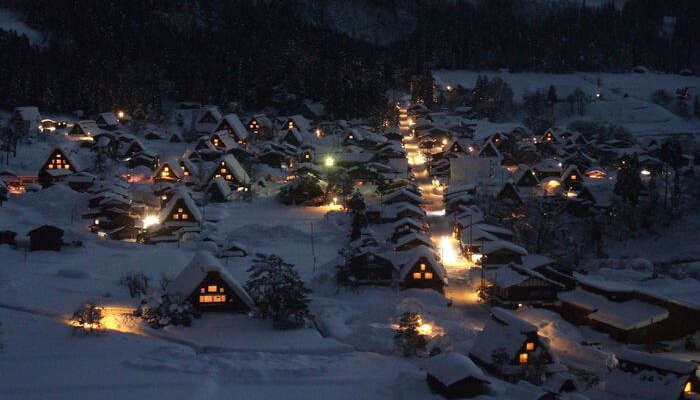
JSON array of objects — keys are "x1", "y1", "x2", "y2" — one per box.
[
  {"x1": 142, "y1": 215, "x2": 159, "y2": 229},
  {"x1": 324, "y1": 156, "x2": 335, "y2": 168},
  {"x1": 117, "y1": 110, "x2": 125, "y2": 120}
]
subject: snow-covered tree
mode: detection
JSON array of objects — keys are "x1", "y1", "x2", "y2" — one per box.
[
  {"x1": 119, "y1": 272, "x2": 150, "y2": 298},
  {"x1": 71, "y1": 302, "x2": 104, "y2": 335},
  {"x1": 393, "y1": 312, "x2": 427, "y2": 357},
  {"x1": 246, "y1": 254, "x2": 311, "y2": 329}
]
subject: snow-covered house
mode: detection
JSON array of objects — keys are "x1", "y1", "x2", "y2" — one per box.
[
  {"x1": 28, "y1": 225, "x2": 64, "y2": 252},
  {"x1": 10, "y1": 106, "x2": 41, "y2": 135},
  {"x1": 391, "y1": 217, "x2": 429, "y2": 242},
  {"x1": 95, "y1": 112, "x2": 119, "y2": 130},
  {"x1": 215, "y1": 113, "x2": 249, "y2": 144},
  {"x1": 496, "y1": 182, "x2": 524, "y2": 208},
  {"x1": 122, "y1": 138, "x2": 147, "y2": 158},
  {"x1": 398, "y1": 246, "x2": 446, "y2": 292},
  {"x1": 246, "y1": 115, "x2": 273, "y2": 137},
  {"x1": 281, "y1": 115, "x2": 311, "y2": 133},
  {"x1": 280, "y1": 129, "x2": 305, "y2": 148},
  {"x1": 69, "y1": 120, "x2": 100, "y2": 137},
  {"x1": 478, "y1": 140, "x2": 501, "y2": 158},
  {"x1": 208, "y1": 131, "x2": 238, "y2": 153},
  {"x1": 383, "y1": 188, "x2": 426, "y2": 206},
  {"x1": 382, "y1": 202, "x2": 426, "y2": 223},
  {"x1": 469, "y1": 307, "x2": 561, "y2": 381},
  {"x1": 425, "y1": 352, "x2": 490, "y2": 398},
  {"x1": 208, "y1": 154, "x2": 250, "y2": 189},
  {"x1": 207, "y1": 176, "x2": 232, "y2": 202},
  {"x1": 602, "y1": 349, "x2": 698, "y2": 400},
  {"x1": 515, "y1": 166, "x2": 540, "y2": 187},
  {"x1": 560, "y1": 165, "x2": 583, "y2": 190},
  {"x1": 486, "y1": 264, "x2": 563, "y2": 307},
  {"x1": 341, "y1": 250, "x2": 396, "y2": 286},
  {"x1": 482, "y1": 240, "x2": 528, "y2": 268},
  {"x1": 534, "y1": 159, "x2": 563, "y2": 180},
  {"x1": 540, "y1": 129, "x2": 560, "y2": 145},
  {"x1": 168, "y1": 251, "x2": 254, "y2": 312},
  {"x1": 153, "y1": 158, "x2": 185, "y2": 183},
  {"x1": 157, "y1": 187, "x2": 201, "y2": 231},
  {"x1": 194, "y1": 106, "x2": 223, "y2": 134},
  {"x1": 38, "y1": 147, "x2": 80, "y2": 186}
]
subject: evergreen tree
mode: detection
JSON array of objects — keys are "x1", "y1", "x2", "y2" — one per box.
[{"x1": 246, "y1": 254, "x2": 311, "y2": 330}]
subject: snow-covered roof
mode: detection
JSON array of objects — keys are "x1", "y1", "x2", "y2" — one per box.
[
  {"x1": 391, "y1": 217, "x2": 425, "y2": 231},
  {"x1": 384, "y1": 188, "x2": 424, "y2": 204},
  {"x1": 482, "y1": 240, "x2": 528, "y2": 256},
  {"x1": 286, "y1": 115, "x2": 311, "y2": 133},
  {"x1": 210, "y1": 131, "x2": 238, "y2": 151},
  {"x1": 215, "y1": 154, "x2": 250, "y2": 185},
  {"x1": 382, "y1": 202, "x2": 426, "y2": 219},
  {"x1": 487, "y1": 265, "x2": 530, "y2": 288},
  {"x1": 424, "y1": 352, "x2": 488, "y2": 386},
  {"x1": 470, "y1": 307, "x2": 541, "y2": 367},
  {"x1": 394, "y1": 232, "x2": 434, "y2": 249},
  {"x1": 208, "y1": 176, "x2": 232, "y2": 198},
  {"x1": 157, "y1": 157, "x2": 185, "y2": 180},
  {"x1": 617, "y1": 349, "x2": 696, "y2": 375},
  {"x1": 98, "y1": 112, "x2": 119, "y2": 126},
  {"x1": 72, "y1": 120, "x2": 101, "y2": 136},
  {"x1": 520, "y1": 254, "x2": 555, "y2": 270},
  {"x1": 473, "y1": 223, "x2": 513, "y2": 237},
  {"x1": 535, "y1": 158, "x2": 563, "y2": 173},
  {"x1": 587, "y1": 300, "x2": 668, "y2": 331},
  {"x1": 168, "y1": 251, "x2": 254, "y2": 309},
  {"x1": 219, "y1": 113, "x2": 249, "y2": 141}
]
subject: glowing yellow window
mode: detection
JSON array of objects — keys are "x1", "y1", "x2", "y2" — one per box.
[
  {"x1": 207, "y1": 285, "x2": 217, "y2": 293},
  {"x1": 519, "y1": 353, "x2": 528, "y2": 364},
  {"x1": 184, "y1": 171, "x2": 189, "y2": 176},
  {"x1": 48, "y1": 164, "x2": 54, "y2": 169},
  {"x1": 200, "y1": 288, "x2": 205, "y2": 293},
  {"x1": 413, "y1": 272, "x2": 421, "y2": 279},
  {"x1": 526, "y1": 342, "x2": 534, "y2": 351},
  {"x1": 420, "y1": 263, "x2": 426, "y2": 271},
  {"x1": 571, "y1": 175, "x2": 577, "y2": 180},
  {"x1": 182, "y1": 214, "x2": 188, "y2": 220},
  {"x1": 220, "y1": 168, "x2": 227, "y2": 173},
  {"x1": 424, "y1": 272, "x2": 433, "y2": 279},
  {"x1": 173, "y1": 214, "x2": 179, "y2": 220},
  {"x1": 178, "y1": 208, "x2": 183, "y2": 213},
  {"x1": 161, "y1": 195, "x2": 167, "y2": 201},
  {"x1": 64, "y1": 164, "x2": 70, "y2": 169},
  {"x1": 685, "y1": 381, "x2": 691, "y2": 393},
  {"x1": 56, "y1": 154, "x2": 61, "y2": 158},
  {"x1": 226, "y1": 174, "x2": 232, "y2": 180},
  {"x1": 163, "y1": 166, "x2": 169, "y2": 171}
]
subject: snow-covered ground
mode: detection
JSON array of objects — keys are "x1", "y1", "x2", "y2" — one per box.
[{"x1": 434, "y1": 69, "x2": 700, "y2": 137}]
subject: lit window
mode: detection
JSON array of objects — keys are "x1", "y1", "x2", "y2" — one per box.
[
  {"x1": 219, "y1": 287, "x2": 225, "y2": 293},
  {"x1": 220, "y1": 168, "x2": 227, "y2": 173},
  {"x1": 178, "y1": 208, "x2": 183, "y2": 213},
  {"x1": 526, "y1": 342, "x2": 534, "y2": 351},
  {"x1": 413, "y1": 272, "x2": 421, "y2": 279},
  {"x1": 182, "y1": 214, "x2": 188, "y2": 220},
  {"x1": 684, "y1": 381, "x2": 691, "y2": 393},
  {"x1": 571, "y1": 175, "x2": 577, "y2": 180},
  {"x1": 48, "y1": 164, "x2": 54, "y2": 169},
  {"x1": 200, "y1": 288, "x2": 205, "y2": 293},
  {"x1": 207, "y1": 285, "x2": 217, "y2": 293},
  {"x1": 161, "y1": 195, "x2": 167, "y2": 201},
  {"x1": 184, "y1": 171, "x2": 189, "y2": 176},
  {"x1": 420, "y1": 263, "x2": 426, "y2": 271},
  {"x1": 519, "y1": 353, "x2": 528, "y2": 364},
  {"x1": 226, "y1": 174, "x2": 232, "y2": 180},
  {"x1": 173, "y1": 214, "x2": 179, "y2": 220},
  {"x1": 64, "y1": 164, "x2": 70, "y2": 169},
  {"x1": 424, "y1": 272, "x2": 433, "y2": 279}
]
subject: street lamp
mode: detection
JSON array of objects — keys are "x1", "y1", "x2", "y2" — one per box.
[{"x1": 324, "y1": 155, "x2": 335, "y2": 168}]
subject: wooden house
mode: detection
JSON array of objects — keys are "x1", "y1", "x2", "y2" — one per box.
[
  {"x1": 153, "y1": 158, "x2": 185, "y2": 183},
  {"x1": 69, "y1": 120, "x2": 100, "y2": 137},
  {"x1": 341, "y1": 250, "x2": 396, "y2": 285},
  {"x1": 168, "y1": 251, "x2": 255, "y2": 312},
  {"x1": 496, "y1": 182, "x2": 524, "y2": 208},
  {"x1": 383, "y1": 188, "x2": 425, "y2": 206},
  {"x1": 534, "y1": 159, "x2": 563, "y2": 180},
  {"x1": 486, "y1": 264, "x2": 563, "y2": 306},
  {"x1": 478, "y1": 140, "x2": 501, "y2": 158},
  {"x1": 207, "y1": 176, "x2": 232, "y2": 202},
  {"x1": 122, "y1": 138, "x2": 146, "y2": 158},
  {"x1": 602, "y1": 349, "x2": 698, "y2": 400},
  {"x1": 194, "y1": 106, "x2": 223, "y2": 134},
  {"x1": 95, "y1": 112, "x2": 119, "y2": 130},
  {"x1": 281, "y1": 115, "x2": 311, "y2": 133},
  {"x1": 560, "y1": 165, "x2": 583, "y2": 190},
  {"x1": 157, "y1": 188, "x2": 202, "y2": 231},
  {"x1": 469, "y1": 307, "x2": 560, "y2": 381},
  {"x1": 214, "y1": 113, "x2": 249, "y2": 144},
  {"x1": 399, "y1": 247, "x2": 446, "y2": 292},
  {"x1": 382, "y1": 202, "x2": 426, "y2": 223},
  {"x1": 38, "y1": 147, "x2": 79, "y2": 186},
  {"x1": 246, "y1": 115, "x2": 273, "y2": 137},
  {"x1": 515, "y1": 166, "x2": 539, "y2": 187},
  {"x1": 127, "y1": 151, "x2": 159, "y2": 170},
  {"x1": 281, "y1": 129, "x2": 305, "y2": 147},
  {"x1": 179, "y1": 158, "x2": 198, "y2": 184},
  {"x1": 209, "y1": 155, "x2": 250, "y2": 189},
  {"x1": 208, "y1": 132, "x2": 237, "y2": 153},
  {"x1": 28, "y1": 225, "x2": 64, "y2": 251},
  {"x1": 425, "y1": 352, "x2": 490, "y2": 399},
  {"x1": 540, "y1": 129, "x2": 559, "y2": 145},
  {"x1": 10, "y1": 106, "x2": 41, "y2": 135},
  {"x1": 482, "y1": 240, "x2": 528, "y2": 267}
]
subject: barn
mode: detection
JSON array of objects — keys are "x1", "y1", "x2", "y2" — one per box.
[{"x1": 168, "y1": 251, "x2": 255, "y2": 312}]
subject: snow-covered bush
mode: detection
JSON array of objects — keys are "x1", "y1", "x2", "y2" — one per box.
[
  {"x1": 393, "y1": 312, "x2": 427, "y2": 357},
  {"x1": 71, "y1": 302, "x2": 104, "y2": 335},
  {"x1": 246, "y1": 254, "x2": 311, "y2": 330},
  {"x1": 120, "y1": 272, "x2": 151, "y2": 298},
  {"x1": 134, "y1": 294, "x2": 200, "y2": 329}
]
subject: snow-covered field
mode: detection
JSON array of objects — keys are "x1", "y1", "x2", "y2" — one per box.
[{"x1": 434, "y1": 69, "x2": 700, "y2": 137}]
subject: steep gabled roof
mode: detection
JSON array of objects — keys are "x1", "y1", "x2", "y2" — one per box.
[
  {"x1": 425, "y1": 352, "x2": 488, "y2": 386},
  {"x1": 158, "y1": 187, "x2": 202, "y2": 223},
  {"x1": 397, "y1": 246, "x2": 447, "y2": 284},
  {"x1": 214, "y1": 154, "x2": 250, "y2": 185},
  {"x1": 168, "y1": 251, "x2": 254, "y2": 309},
  {"x1": 218, "y1": 113, "x2": 249, "y2": 141}
]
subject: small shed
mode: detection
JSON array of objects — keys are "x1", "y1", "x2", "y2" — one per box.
[{"x1": 28, "y1": 225, "x2": 64, "y2": 251}]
